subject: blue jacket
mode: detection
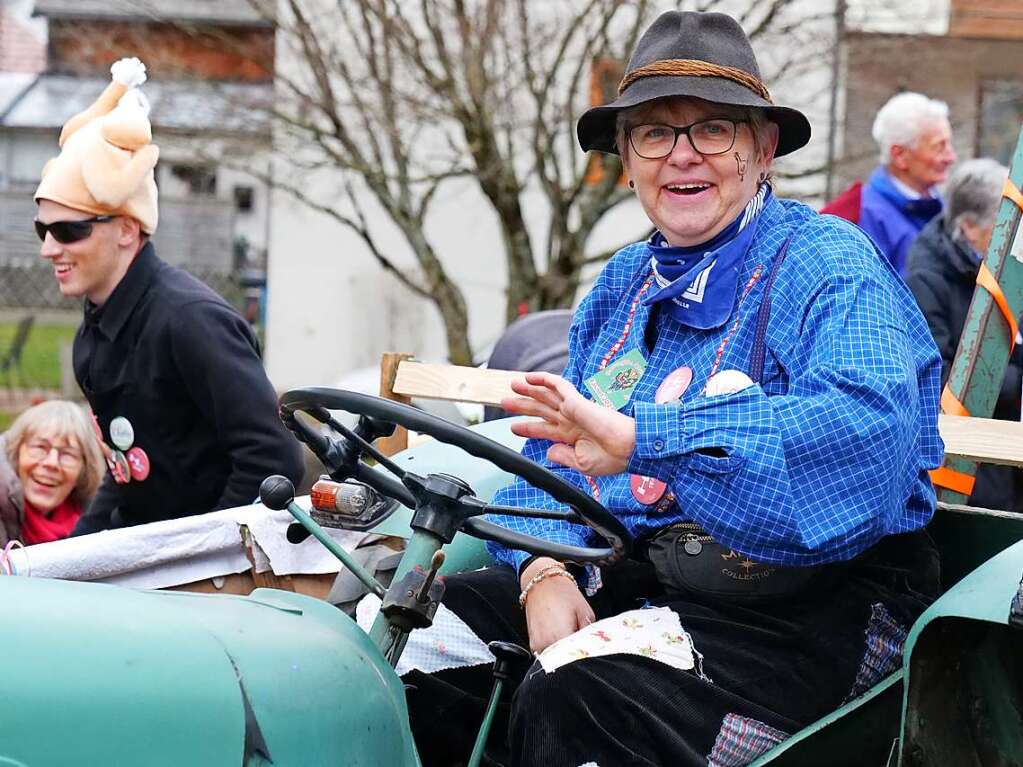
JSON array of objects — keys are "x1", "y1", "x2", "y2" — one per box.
[
  {"x1": 860, "y1": 167, "x2": 943, "y2": 275},
  {"x1": 486, "y1": 196, "x2": 943, "y2": 572}
]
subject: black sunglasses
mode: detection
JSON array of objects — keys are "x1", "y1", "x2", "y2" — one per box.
[{"x1": 34, "y1": 215, "x2": 113, "y2": 244}]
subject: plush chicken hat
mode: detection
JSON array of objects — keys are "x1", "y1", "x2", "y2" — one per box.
[{"x1": 35, "y1": 58, "x2": 160, "y2": 234}]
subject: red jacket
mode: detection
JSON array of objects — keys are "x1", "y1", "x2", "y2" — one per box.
[{"x1": 820, "y1": 181, "x2": 863, "y2": 224}]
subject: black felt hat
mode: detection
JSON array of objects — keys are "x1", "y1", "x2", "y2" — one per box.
[{"x1": 577, "y1": 11, "x2": 811, "y2": 158}]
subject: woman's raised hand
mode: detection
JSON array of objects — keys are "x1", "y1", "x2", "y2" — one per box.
[{"x1": 502, "y1": 372, "x2": 636, "y2": 476}]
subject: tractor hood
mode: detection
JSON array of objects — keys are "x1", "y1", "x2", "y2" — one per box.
[{"x1": 0, "y1": 576, "x2": 418, "y2": 766}]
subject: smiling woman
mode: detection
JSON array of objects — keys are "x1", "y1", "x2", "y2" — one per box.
[
  {"x1": 403, "y1": 9, "x2": 944, "y2": 767},
  {"x1": 0, "y1": 401, "x2": 105, "y2": 547}
]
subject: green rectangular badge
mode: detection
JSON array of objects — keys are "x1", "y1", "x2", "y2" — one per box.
[{"x1": 584, "y1": 348, "x2": 647, "y2": 410}]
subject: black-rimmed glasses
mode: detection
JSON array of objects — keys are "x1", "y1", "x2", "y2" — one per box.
[
  {"x1": 34, "y1": 215, "x2": 113, "y2": 244},
  {"x1": 628, "y1": 118, "x2": 746, "y2": 159}
]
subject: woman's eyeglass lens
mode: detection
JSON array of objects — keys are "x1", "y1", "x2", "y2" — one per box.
[
  {"x1": 34, "y1": 215, "x2": 113, "y2": 244},
  {"x1": 25, "y1": 439, "x2": 83, "y2": 469},
  {"x1": 629, "y1": 119, "x2": 741, "y2": 160}
]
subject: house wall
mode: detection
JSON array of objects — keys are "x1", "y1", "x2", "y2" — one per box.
[{"x1": 0, "y1": 129, "x2": 52, "y2": 189}]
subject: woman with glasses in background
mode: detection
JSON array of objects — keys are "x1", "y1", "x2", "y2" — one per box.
[{"x1": 0, "y1": 401, "x2": 104, "y2": 547}]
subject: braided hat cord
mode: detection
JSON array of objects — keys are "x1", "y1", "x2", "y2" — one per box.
[{"x1": 618, "y1": 58, "x2": 772, "y2": 103}]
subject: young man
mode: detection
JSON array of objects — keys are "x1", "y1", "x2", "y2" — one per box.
[
  {"x1": 822, "y1": 92, "x2": 957, "y2": 275},
  {"x1": 34, "y1": 58, "x2": 303, "y2": 533}
]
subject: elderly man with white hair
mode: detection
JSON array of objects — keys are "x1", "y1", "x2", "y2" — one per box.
[
  {"x1": 905, "y1": 158, "x2": 1022, "y2": 512},
  {"x1": 823, "y1": 91, "x2": 957, "y2": 274}
]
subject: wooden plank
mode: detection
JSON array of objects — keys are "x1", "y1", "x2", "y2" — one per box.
[
  {"x1": 241, "y1": 526, "x2": 295, "y2": 592},
  {"x1": 377, "y1": 352, "x2": 415, "y2": 457},
  {"x1": 391, "y1": 361, "x2": 525, "y2": 406},
  {"x1": 950, "y1": 17, "x2": 1023, "y2": 39},
  {"x1": 951, "y1": 0, "x2": 1023, "y2": 36},
  {"x1": 165, "y1": 572, "x2": 256, "y2": 595},
  {"x1": 952, "y1": 0, "x2": 1023, "y2": 15},
  {"x1": 165, "y1": 571, "x2": 337, "y2": 599},
  {"x1": 382, "y1": 359, "x2": 1023, "y2": 472},
  {"x1": 940, "y1": 414, "x2": 1023, "y2": 467}
]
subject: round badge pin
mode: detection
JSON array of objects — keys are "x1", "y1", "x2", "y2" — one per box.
[
  {"x1": 630, "y1": 473, "x2": 667, "y2": 505},
  {"x1": 107, "y1": 450, "x2": 131, "y2": 484},
  {"x1": 655, "y1": 366, "x2": 693, "y2": 404},
  {"x1": 126, "y1": 446, "x2": 150, "y2": 482},
  {"x1": 109, "y1": 417, "x2": 135, "y2": 451}
]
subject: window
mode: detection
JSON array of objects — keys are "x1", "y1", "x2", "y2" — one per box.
[
  {"x1": 233, "y1": 185, "x2": 255, "y2": 212},
  {"x1": 977, "y1": 80, "x2": 1023, "y2": 166},
  {"x1": 170, "y1": 164, "x2": 217, "y2": 196}
]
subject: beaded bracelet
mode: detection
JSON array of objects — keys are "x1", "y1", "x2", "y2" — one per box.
[{"x1": 518, "y1": 565, "x2": 575, "y2": 608}]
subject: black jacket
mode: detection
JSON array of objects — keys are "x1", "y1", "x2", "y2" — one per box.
[
  {"x1": 72, "y1": 244, "x2": 303, "y2": 533},
  {"x1": 905, "y1": 216, "x2": 1022, "y2": 511}
]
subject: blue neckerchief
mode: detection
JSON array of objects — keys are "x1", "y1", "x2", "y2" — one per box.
[
  {"x1": 643, "y1": 185, "x2": 769, "y2": 329},
  {"x1": 867, "y1": 167, "x2": 942, "y2": 227}
]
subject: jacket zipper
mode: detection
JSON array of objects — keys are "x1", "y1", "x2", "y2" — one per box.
[{"x1": 664, "y1": 521, "x2": 715, "y2": 543}]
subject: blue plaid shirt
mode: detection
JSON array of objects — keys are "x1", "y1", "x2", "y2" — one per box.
[{"x1": 486, "y1": 197, "x2": 943, "y2": 573}]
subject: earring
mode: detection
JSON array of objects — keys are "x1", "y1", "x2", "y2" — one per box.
[{"x1": 628, "y1": 179, "x2": 635, "y2": 189}]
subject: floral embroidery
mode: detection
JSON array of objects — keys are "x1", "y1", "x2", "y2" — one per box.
[{"x1": 538, "y1": 607, "x2": 697, "y2": 674}]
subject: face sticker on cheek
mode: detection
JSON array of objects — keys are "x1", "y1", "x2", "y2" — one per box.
[{"x1": 735, "y1": 152, "x2": 747, "y2": 182}]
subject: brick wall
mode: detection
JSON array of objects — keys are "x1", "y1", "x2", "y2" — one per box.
[
  {"x1": 47, "y1": 21, "x2": 273, "y2": 82},
  {"x1": 0, "y1": 9, "x2": 45, "y2": 73}
]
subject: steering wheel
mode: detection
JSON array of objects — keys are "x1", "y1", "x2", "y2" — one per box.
[{"x1": 279, "y1": 387, "x2": 633, "y2": 564}]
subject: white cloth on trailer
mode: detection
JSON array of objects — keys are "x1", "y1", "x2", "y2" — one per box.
[{"x1": 5, "y1": 497, "x2": 367, "y2": 589}]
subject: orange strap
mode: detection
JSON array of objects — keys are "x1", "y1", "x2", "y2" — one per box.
[
  {"x1": 936, "y1": 388, "x2": 974, "y2": 495},
  {"x1": 941, "y1": 385, "x2": 970, "y2": 416},
  {"x1": 1005, "y1": 178, "x2": 1023, "y2": 211},
  {"x1": 976, "y1": 262, "x2": 1019, "y2": 353},
  {"x1": 930, "y1": 466, "x2": 976, "y2": 496}
]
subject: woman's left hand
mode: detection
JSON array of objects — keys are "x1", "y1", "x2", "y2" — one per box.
[{"x1": 501, "y1": 372, "x2": 636, "y2": 476}]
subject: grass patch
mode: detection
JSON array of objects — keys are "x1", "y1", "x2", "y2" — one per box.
[{"x1": 0, "y1": 320, "x2": 79, "y2": 390}]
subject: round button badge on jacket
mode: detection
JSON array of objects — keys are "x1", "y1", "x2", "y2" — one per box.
[
  {"x1": 126, "y1": 446, "x2": 150, "y2": 482},
  {"x1": 109, "y1": 416, "x2": 135, "y2": 451},
  {"x1": 107, "y1": 450, "x2": 131, "y2": 485},
  {"x1": 630, "y1": 473, "x2": 667, "y2": 505}
]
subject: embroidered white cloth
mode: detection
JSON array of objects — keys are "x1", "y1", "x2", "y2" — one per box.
[
  {"x1": 356, "y1": 593, "x2": 495, "y2": 677},
  {"x1": 538, "y1": 606, "x2": 694, "y2": 674}
]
